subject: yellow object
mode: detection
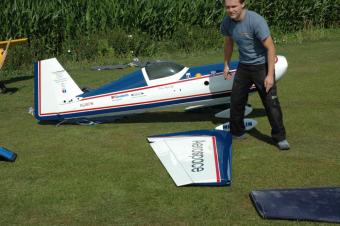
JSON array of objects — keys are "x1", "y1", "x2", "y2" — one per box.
[
  {"x1": 0, "y1": 38, "x2": 28, "y2": 48},
  {"x1": 0, "y1": 42, "x2": 10, "y2": 69},
  {"x1": 195, "y1": 73, "x2": 202, "y2": 78},
  {"x1": 0, "y1": 38, "x2": 28, "y2": 69}
]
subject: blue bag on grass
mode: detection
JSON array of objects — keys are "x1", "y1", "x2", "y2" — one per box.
[{"x1": 0, "y1": 146, "x2": 17, "y2": 162}]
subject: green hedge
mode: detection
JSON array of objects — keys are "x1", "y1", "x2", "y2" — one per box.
[{"x1": 0, "y1": 0, "x2": 338, "y2": 60}]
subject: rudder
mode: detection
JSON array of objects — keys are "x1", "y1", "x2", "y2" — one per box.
[{"x1": 34, "y1": 58, "x2": 83, "y2": 121}]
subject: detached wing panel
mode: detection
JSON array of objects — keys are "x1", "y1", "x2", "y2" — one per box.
[
  {"x1": 147, "y1": 130, "x2": 232, "y2": 186},
  {"x1": 149, "y1": 138, "x2": 193, "y2": 186}
]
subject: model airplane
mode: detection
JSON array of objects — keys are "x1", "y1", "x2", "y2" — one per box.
[
  {"x1": 0, "y1": 38, "x2": 28, "y2": 69},
  {"x1": 0, "y1": 38, "x2": 28, "y2": 93},
  {"x1": 34, "y1": 56, "x2": 288, "y2": 122}
]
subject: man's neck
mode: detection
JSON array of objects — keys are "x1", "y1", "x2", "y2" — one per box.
[{"x1": 234, "y1": 9, "x2": 247, "y2": 22}]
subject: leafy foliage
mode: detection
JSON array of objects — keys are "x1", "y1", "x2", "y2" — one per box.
[
  {"x1": 0, "y1": 0, "x2": 338, "y2": 64},
  {"x1": 1, "y1": 32, "x2": 340, "y2": 225}
]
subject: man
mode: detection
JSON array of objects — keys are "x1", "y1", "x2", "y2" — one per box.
[{"x1": 220, "y1": 0, "x2": 290, "y2": 150}]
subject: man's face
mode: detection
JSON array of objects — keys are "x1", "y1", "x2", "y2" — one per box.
[{"x1": 224, "y1": 0, "x2": 245, "y2": 21}]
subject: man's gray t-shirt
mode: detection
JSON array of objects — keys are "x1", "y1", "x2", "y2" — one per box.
[{"x1": 220, "y1": 10, "x2": 270, "y2": 65}]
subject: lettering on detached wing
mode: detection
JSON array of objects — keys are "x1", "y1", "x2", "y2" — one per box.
[{"x1": 190, "y1": 140, "x2": 206, "y2": 172}]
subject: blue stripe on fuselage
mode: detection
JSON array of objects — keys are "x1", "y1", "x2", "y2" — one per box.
[
  {"x1": 78, "y1": 70, "x2": 147, "y2": 98},
  {"x1": 181, "y1": 61, "x2": 239, "y2": 79},
  {"x1": 78, "y1": 61, "x2": 239, "y2": 98}
]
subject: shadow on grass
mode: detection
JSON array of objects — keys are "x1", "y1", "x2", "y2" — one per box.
[
  {"x1": 248, "y1": 128, "x2": 276, "y2": 147},
  {"x1": 0, "y1": 75, "x2": 33, "y2": 95},
  {"x1": 118, "y1": 111, "x2": 218, "y2": 124},
  {"x1": 248, "y1": 108, "x2": 267, "y2": 118},
  {"x1": 0, "y1": 156, "x2": 16, "y2": 162},
  {"x1": 3, "y1": 75, "x2": 34, "y2": 84},
  {"x1": 0, "y1": 86, "x2": 19, "y2": 94},
  {"x1": 121, "y1": 107, "x2": 267, "y2": 124}
]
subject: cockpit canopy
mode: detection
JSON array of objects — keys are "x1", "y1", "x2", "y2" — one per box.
[{"x1": 145, "y1": 61, "x2": 185, "y2": 80}]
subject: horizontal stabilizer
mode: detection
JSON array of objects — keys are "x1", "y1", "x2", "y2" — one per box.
[
  {"x1": 184, "y1": 105, "x2": 206, "y2": 111},
  {"x1": 250, "y1": 187, "x2": 340, "y2": 223},
  {"x1": 215, "y1": 118, "x2": 257, "y2": 132},
  {"x1": 215, "y1": 105, "x2": 253, "y2": 119},
  {"x1": 147, "y1": 130, "x2": 232, "y2": 186}
]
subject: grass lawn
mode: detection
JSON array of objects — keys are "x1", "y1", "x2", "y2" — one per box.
[{"x1": 0, "y1": 30, "x2": 340, "y2": 225}]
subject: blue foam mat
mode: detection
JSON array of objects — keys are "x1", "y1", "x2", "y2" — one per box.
[
  {"x1": 250, "y1": 187, "x2": 340, "y2": 223},
  {"x1": 0, "y1": 146, "x2": 17, "y2": 162}
]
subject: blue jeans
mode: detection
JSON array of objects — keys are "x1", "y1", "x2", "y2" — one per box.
[{"x1": 230, "y1": 63, "x2": 286, "y2": 142}]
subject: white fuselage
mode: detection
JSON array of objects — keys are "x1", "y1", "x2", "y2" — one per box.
[{"x1": 34, "y1": 56, "x2": 288, "y2": 121}]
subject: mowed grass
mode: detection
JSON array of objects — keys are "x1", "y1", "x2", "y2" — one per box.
[{"x1": 1, "y1": 30, "x2": 340, "y2": 225}]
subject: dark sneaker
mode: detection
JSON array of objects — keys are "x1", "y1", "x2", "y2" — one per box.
[
  {"x1": 233, "y1": 134, "x2": 247, "y2": 140},
  {"x1": 277, "y1": 139, "x2": 290, "y2": 150}
]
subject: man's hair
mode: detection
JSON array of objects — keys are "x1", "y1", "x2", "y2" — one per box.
[{"x1": 224, "y1": 0, "x2": 245, "y2": 4}]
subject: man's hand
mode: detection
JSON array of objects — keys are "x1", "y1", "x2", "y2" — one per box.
[
  {"x1": 264, "y1": 75, "x2": 274, "y2": 93},
  {"x1": 262, "y1": 36, "x2": 276, "y2": 93},
  {"x1": 223, "y1": 67, "x2": 233, "y2": 80}
]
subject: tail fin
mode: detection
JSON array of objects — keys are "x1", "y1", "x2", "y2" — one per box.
[{"x1": 34, "y1": 58, "x2": 83, "y2": 121}]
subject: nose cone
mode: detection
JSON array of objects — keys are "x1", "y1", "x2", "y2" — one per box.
[{"x1": 275, "y1": 55, "x2": 288, "y2": 82}]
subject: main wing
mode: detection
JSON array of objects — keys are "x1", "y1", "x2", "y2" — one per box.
[{"x1": 147, "y1": 130, "x2": 232, "y2": 186}]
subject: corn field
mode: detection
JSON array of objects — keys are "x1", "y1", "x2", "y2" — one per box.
[{"x1": 0, "y1": 0, "x2": 339, "y2": 59}]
